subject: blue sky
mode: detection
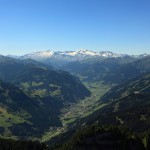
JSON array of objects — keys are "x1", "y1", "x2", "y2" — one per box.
[{"x1": 0, "y1": 0, "x2": 150, "y2": 55}]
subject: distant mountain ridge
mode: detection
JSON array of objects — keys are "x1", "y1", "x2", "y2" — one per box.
[
  {"x1": 19, "y1": 49, "x2": 149, "y2": 58},
  {"x1": 19, "y1": 50, "x2": 127, "y2": 68},
  {"x1": 6, "y1": 49, "x2": 149, "y2": 67},
  {"x1": 20, "y1": 49, "x2": 125, "y2": 59}
]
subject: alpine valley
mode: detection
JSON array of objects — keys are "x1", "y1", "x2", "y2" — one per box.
[{"x1": 0, "y1": 49, "x2": 150, "y2": 150}]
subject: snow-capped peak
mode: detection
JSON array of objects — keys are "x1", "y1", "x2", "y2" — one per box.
[
  {"x1": 76, "y1": 49, "x2": 99, "y2": 56},
  {"x1": 36, "y1": 50, "x2": 55, "y2": 57},
  {"x1": 21, "y1": 50, "x2": 55, "y2": 60},
  {"x1": 59, "y1": 49, "x2": 100, "y2": 57}
]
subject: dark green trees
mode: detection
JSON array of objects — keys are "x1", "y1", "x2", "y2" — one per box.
[
  {"x1": 0, "y1": 138, "x2": 48, "y2": 150},
  {"x1": 146, "y1": 131, "x2": 150, "y2": 150}
]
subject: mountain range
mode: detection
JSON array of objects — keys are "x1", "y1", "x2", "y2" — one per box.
[
  {"x1": 7, "y1": 49, "x2": 149, "y2": 68},
  {"x1": 0, "y1": 55, "x2": 90, "y2": 138},
  {"x1": 0, "y1": 49, "x2": 150, "y2": 149}
]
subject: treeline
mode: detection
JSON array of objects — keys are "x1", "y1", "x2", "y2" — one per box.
[
  {"x1": 0, "y1": 138, "x2": 48, "y2": 150},
  {"x1": 52, "y1": 124, "x2": 150, "y2": 150}
]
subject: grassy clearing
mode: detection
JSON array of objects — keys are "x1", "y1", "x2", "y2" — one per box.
[
  {"x1": 0, "y1": 107, "x2": 25, "y2": 127},
  {"x1": 0, "y1": 107, "x2": 26, "y2": 138}
]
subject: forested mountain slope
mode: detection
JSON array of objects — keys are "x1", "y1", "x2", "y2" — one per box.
[
  {"x1": 0, "y1": 80, "x2": 62, "y2": 138},
  {"x1": 0, "y1": 56, "x2": 90, "y2": 104},
  {"x1": 54, "y1": 125, "x2": 145, "y2": 150},
  {"x1": 81, "y1": 73, "x2": 150, "y2": 133},
  {"x1": 62, "y1": 56, "x2": 150, "y2": 84},
  {"x1": 48, "y1": 73, "x2": 150, "y2": 147},
  {"x1": 0, "y1": 56, "x2": 90, "y2": 139}
]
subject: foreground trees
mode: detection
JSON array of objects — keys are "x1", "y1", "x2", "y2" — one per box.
[
  {"x1": 0, "y1": 138, "x2": 48, "y2": 150},
  {"x1": 53, "y1": 125, "x2": 145, "y2": 150}
]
